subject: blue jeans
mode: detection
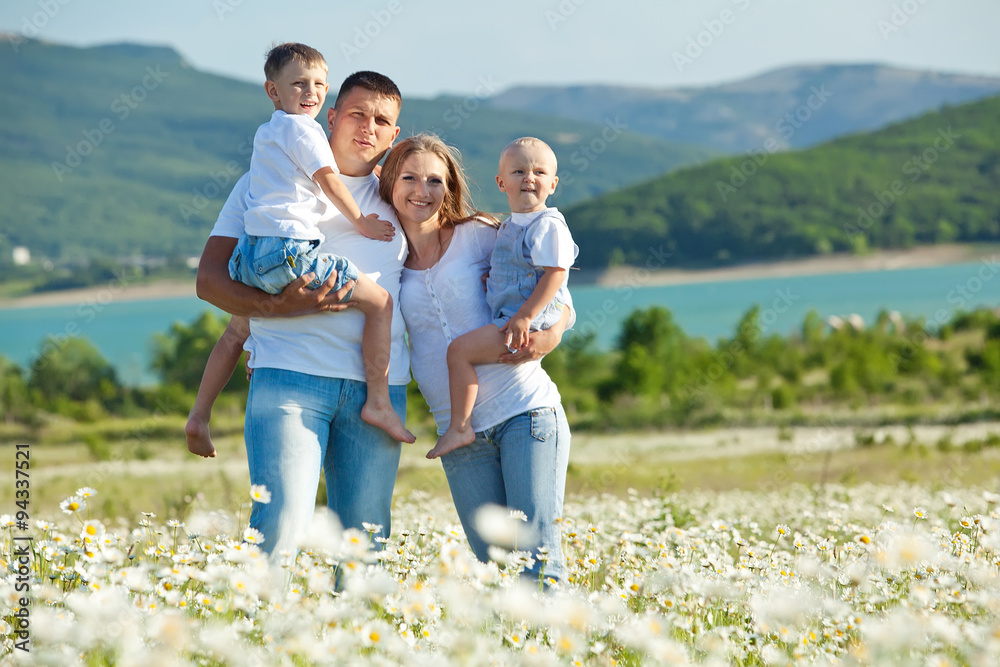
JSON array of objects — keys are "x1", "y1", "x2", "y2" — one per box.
[
  {"x1": 440, "y1": 404, "x2": 571, "y2": 582},
  {"x1": 229, "y1": 233, "x2": 359, "y2": 297},
  {"x1": 244, "y1": 368, "x2": 405, "y2": 559}
]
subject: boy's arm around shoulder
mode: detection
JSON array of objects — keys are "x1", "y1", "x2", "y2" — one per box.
[{"x1": 313, "y1": 167, "x2": 395, "y2": 242}]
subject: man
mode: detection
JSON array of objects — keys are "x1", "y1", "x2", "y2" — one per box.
[{"x1": 196, "y1": 71, "x2": 406, "y2": 559}]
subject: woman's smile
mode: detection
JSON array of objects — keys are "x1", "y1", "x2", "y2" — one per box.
[{"x1": 391, "y1": 152, "x2": 448, "y2": 224}]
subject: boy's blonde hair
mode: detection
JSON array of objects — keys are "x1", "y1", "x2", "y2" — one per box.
[
  {"x1": 499, "y1": 137, "x2": 558, "y2": 171},
  {"x1": 264, "y1": 42, "x2": 327, "y2": 81},
  {"x1": 379, "y1": 134, "x2": 496, "y2": 229}
]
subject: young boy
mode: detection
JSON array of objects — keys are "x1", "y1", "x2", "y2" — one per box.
[
  {"x1": 426, "y1": 137, "x2": 577, "y2": 459},
  {"x1": 186, "y1": 43, "x2": 413, "y2": 457}
]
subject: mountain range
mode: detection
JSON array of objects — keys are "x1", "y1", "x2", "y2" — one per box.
[
  {"x1": 0, "y1": 37, "x2": 997, "y2": 271},
  {"x1": 488, "y1": 64, "x2": 1000, "y2": 153}
]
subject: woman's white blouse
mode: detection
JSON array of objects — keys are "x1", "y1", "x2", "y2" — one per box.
[{"x1": 400, "y1": 220, "x2": 562, "y2": 435}]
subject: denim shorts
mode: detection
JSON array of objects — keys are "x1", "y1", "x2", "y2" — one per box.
[
  {"x1": 492, "y1": 299, "x2": 567, "y2": 333},
  {"x1": 229, "y1": 234, "x2": 358, "y2": 300}
]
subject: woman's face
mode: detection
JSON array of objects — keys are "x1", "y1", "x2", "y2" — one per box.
[{"x1": 391, "y1": 151, "x2": 448, "y2": 227}]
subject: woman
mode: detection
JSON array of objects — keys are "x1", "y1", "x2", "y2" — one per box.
[{"x1": 378, "y1": 134, "x2": 573, "y2": 583}]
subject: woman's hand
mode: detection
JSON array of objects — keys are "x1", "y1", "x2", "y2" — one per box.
[
  {"x1": 498, "y1": 327, "x2": 558, "y2": 363},
  {"x1": 498, "y1": 307, "x2": 571, "y2": 364}
]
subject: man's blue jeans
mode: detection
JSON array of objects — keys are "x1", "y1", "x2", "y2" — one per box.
[
  {"x1": 440, "y1": 404, "x2": 571, "y2": 582},
  {"x1": 244, "y1": 368, "x2": 405, "y2": 559}
]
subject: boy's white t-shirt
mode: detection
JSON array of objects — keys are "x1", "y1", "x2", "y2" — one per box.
[
  {"x1": 243, "y1": 110, "x2": 338, "y2": 241},
  {"x1": 212, "y1": 171, "x2": 411, "y2": 386},
  {"x1": 509, "y1": 208, "x2": 579, "y2": 270}
]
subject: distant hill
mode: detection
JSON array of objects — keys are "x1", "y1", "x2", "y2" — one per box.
[
  {"x1": 0, "y1": 38, "x2": 712, "y2": 265},
  {"x1": 564, "y1": 94, "x2": 1000, "y2": 269},
  {"x1": 487, "y1": 64, "x2": 1000, "y2": 153}
]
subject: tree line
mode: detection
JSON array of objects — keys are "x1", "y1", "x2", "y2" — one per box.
[{"x1": 3, "y1": 305, "x2": 998, "y2": 431}]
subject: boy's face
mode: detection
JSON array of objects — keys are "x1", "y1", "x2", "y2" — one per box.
[
  {"x1": 496, "y1": 144, "x2": 559, "y2": 214},
  {"x1": 265, "y1": 60, "x2": 329, "y2": 119}
]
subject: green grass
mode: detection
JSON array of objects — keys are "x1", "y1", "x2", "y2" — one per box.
[{"x1": 4, "y1": 415, "x2": 1000, "y2": 522}]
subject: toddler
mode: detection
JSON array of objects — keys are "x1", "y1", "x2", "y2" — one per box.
[{"x1": 426, "y1": 137, "x2": 577, "y2": 459}]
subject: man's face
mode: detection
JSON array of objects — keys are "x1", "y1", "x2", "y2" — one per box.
[{"x1": 327, "y1": 87, "x2": 401, "y2": 177}]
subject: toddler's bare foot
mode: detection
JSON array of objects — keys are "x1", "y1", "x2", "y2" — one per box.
[
  {"x1": 362, "y1": 402, "x2": 416, "y2": 443},
  {"x1": 425, "y1": 427, "x2": 475, "y2": 459},
  {"x1": 185, "y1": 415, "x2": 217, "y2": 458}
]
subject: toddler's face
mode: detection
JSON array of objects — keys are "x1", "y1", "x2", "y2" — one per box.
[
  {"x1": 496, "y1": 144, "x2": 559, "y2": 214},
  {"x1": 267, "y1": 61, "x2": 329, "y2": 119}
]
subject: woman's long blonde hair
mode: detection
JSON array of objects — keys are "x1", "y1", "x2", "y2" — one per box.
[{"x1": 379, "y1": 133, "x2": 497, "y2": 229}]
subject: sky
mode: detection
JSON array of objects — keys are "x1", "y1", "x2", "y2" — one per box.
[{"x1": 2, "y1": 0, "x2": 999, "y2": 98}]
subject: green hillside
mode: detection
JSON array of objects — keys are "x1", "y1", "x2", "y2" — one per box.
[
  {"x1": 565, "y1": 94, "x2": 1000, "y2": 269},
  {"x1": 0, "y1": 39, "x2": 712, "y2": 267}
]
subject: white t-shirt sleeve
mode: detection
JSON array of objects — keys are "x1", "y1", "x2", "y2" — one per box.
[
  {"x1": 279, "y1": 114, "x2": 338, "y2": 179},
  {"x1": 210, "y1": 173, "x2": 250, "y2": 238},
  {"x1": 525, "y1": 215, "x2": 578, "y2": 269},
  {"x1": 472, "y1": 218, "x2": 499, "y2": 262}
]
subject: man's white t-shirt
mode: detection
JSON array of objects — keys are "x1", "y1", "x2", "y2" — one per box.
[
  {"x1": 211, "y1": 171, "x2": 411, "y2": 386},
  {"x1": 243, "y1": 110, "x2": 338, "y2": 241}
]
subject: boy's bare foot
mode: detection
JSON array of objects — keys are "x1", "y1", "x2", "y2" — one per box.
[
  {"x1": 185, "y1": 415, "x2": 217, "y2": 458},
  {"x1": 362, "y1": 403, "x2": 416, "y2": 443},
  {"x1": 425, "y1": 427, "x2": 475, "y2": 459}
]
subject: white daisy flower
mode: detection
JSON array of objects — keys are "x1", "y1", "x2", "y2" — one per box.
[{"x1": 249, "y1": 485, "x2": 271, "y2": 504}]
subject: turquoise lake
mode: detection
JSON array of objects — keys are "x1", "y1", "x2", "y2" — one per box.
[{"x1": 1, "y1": 260, "x2": 997, "y2": 386}]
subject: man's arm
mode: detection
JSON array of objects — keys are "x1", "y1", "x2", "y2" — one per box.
[
  {"x1": 196, "y1": 236, "x2": 355, "y2": 318},
  {"x1": 497, "y1": 305, "x2": 572, "y2": 364}
]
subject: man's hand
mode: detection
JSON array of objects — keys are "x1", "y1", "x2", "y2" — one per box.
[
  {"x1": 272, "y1": 271, "x2": 357, "y2": 317},
  {"x1": 197, "y1": 236, "x2": 358, "y2": 318}
]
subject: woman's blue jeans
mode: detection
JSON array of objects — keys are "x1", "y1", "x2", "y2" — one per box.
[
  {"x1": 440, "y1": 404, "x2": 571, "y2": 582},
  {"x1": 244, "y1": 368, "x2": 405, "y2": 559}
]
